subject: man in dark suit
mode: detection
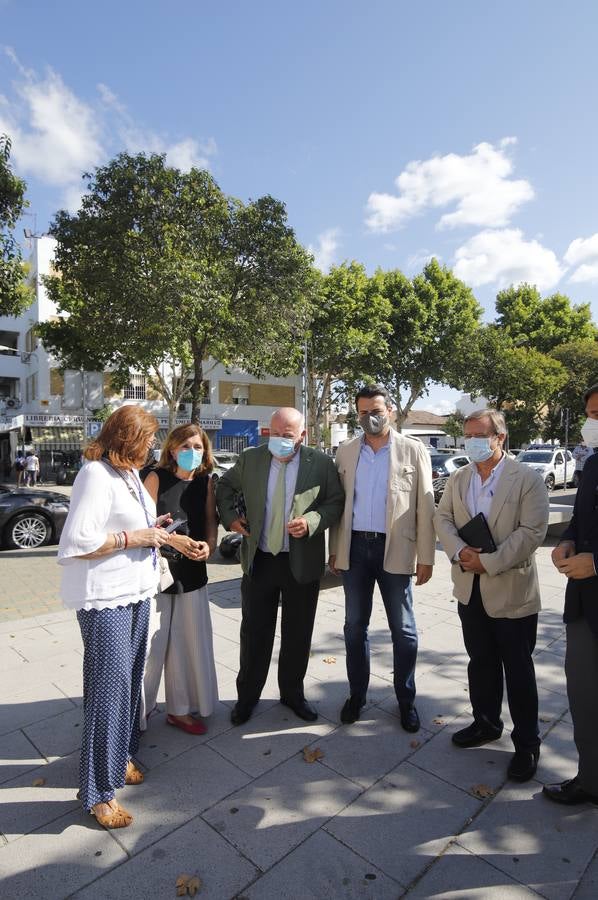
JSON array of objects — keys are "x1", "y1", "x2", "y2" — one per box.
[
  {"x1": 544, "y1": 385, "x2": 598, "y2": 805},
  {"x1": 216, "y1": 407, "x2": 344, "y2": 725}
]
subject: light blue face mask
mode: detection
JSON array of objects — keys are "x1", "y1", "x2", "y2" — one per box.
[
  {"x1": 268, "y1": 436, "x2": 296, "y2": 459},
  {"x1": 464, "y1": 437, "x2": 495, "y2": 463},
  {"x1": 177, "y1": 448, "x2": 203, "y2": 471}
]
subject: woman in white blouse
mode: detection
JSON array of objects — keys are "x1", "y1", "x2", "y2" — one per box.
[{"x1": 58, "y1": 405, "x2": 172, "y2": 830}]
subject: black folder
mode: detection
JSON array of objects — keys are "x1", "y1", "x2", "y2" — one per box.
[{"x1": 457, "y1": 512, "x2": 497, "y2": 553}]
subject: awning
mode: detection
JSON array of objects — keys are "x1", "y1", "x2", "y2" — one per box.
[{"x1": 30, "y1": 426, "x2": 84, "y2": 451}]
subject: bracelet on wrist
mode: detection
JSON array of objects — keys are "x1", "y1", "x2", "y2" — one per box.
[{"x1": 123, "y1": 531, "x2": 128, "y2": 549}]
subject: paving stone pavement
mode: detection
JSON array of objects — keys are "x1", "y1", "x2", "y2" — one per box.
[{"x1": 1, "y1": 530, "x2": 598, "y2": 899}]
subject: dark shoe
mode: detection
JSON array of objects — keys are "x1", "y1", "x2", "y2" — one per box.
[
  {"x1": 452, "y1": 721, "x2": 502, "y2": 748},
  {"x1": 280, "y1": 697, "x2": 318, "y2": 722},
  {"x1": 399, "y1": 704, "x2": 420, "y2": 733},
  {"x1": 543, "y1": 777, "x2": 598, "y2": 805},
  {"x1": 507, "y1": 749, "x2": 539, "y2": 782},
  {"x1": 230, "y1": 702, "x2": 256, "y2": 726},
  {"x1": 340, "y1": 695, "x2": 366, "y2": 725}
]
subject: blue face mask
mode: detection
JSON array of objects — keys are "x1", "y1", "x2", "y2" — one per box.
[
  {"x1": 177, "y1": 448, "x2": 203, "y2": 471},
  {"x1": 464, "y1": 437, "x2": 495, "y2": 463},
  {"x1": 268, "y1": 436, "x2": 296, "y2": 459}
]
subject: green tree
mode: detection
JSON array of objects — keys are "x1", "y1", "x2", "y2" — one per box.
[
  {"x1": 543, "y1": 340, "x2": 598, "y2": 443},
  {"x1": 495, "y1": 284, "x2": 596, "y2": 354},
  {"x1": 39, "y1": 153, "x2": 314, "y2": 426},
  {"x1": 465, "y1": 326, "x2": 568, "y2": 446},
  {"x1": 443, "y1": 410, "x2": 465, "y2": 448},
  {"x1": 0, "y1": 135, "x2": 32, "y2": 317},
  {"x1": 374, "y1": 259, "x2": 483, "y2": 429},
  {"x1": 306, "y1": 262, "x2": 391, "y2": 444}
]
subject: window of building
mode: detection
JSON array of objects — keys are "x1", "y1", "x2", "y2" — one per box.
[
  {"x1": 123, "y1": 373, "x2": 147, "y2": 400},
  {"x1": 25, "y1": 372, "x2": 38, "y2": 402},
  {"x1": 232, "y1": 383, "x2": 249, "y2": 405},
  {"x1": 25, "y1": 328, "x2": 37, "y2": 353},
  {"x1": 0, "y1": 331, "x2": 19, "y2": 356}
]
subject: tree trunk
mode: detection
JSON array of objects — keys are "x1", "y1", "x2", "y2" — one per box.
[{"x1": 189, "y1": 336, "x2": 206, "y2": 424}]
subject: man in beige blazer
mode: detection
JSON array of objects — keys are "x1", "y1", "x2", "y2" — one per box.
[
  {"x1": 329, "y1": 385, "x2": 436, "y2": 731},
  {"x1": 434, "y1": 409, "x2": 549, "y2": 782}
]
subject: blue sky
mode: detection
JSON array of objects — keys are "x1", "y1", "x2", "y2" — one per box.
[{"x1": 1, "y1": 0, "x2": 597, "y2": 412}]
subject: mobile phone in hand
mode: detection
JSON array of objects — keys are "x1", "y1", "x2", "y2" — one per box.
[{"x1": 164, "y1": 517, "x2": 188, "y2": 533}]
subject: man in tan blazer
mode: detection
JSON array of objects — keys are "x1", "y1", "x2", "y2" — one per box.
[
  {"x1": 329, "y1": 385, "x2": 436, "y2": 732},
  {"x1": 434, "y1": 409, "x2": 548, "y2": 782}
]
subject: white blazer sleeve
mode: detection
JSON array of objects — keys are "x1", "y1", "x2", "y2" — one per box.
[{"x1": 57, "y1": 462, "x2": 114, "y2": 562}]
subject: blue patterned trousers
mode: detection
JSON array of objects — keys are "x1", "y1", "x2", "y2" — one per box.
[{"x1": 77, "y1": 599, "x2": 150, "y2": 810}]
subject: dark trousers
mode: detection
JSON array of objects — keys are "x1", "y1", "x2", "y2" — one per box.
[
  {"x1": 237, "y1": 549, "x2": 320, "y2": 704},
  {"x1": 458, "y1": 576, "x2": 539, "y2": 752},
  {"x1": 566, "y1": 617, "x2": 598, "y2": 795}
]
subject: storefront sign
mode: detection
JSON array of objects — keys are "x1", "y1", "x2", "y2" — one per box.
[{"x1": 156, "y1": 417, "x2": 222, "y2": 430}]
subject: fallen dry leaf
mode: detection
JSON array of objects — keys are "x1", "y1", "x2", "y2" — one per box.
[
  {"x1": 176, "y1": 874, "x2": 191, "y2": 896},
  {"x1": 32, "y1": 778, "x2": 46, "y2": 787},
  {"x1": 187, "y1": 876, "x2": 202, "y2": 896},
  {"x1": 539, "y1": 715, "x2": 551, "y2": 722},
  {"x1": 471, "y1": 783, "x2": 495, "y2": 799},
  {"x1": 410, "y1": 739, "x2": 420, "y2": 749},
  {"x1": 432, "y1": 717, "x2": 445, "y2": 725},
  {"x1": 323, "y1": 656, "x2": 336, "y2": 664},
  {"x1": 303, "y1": 746, "x2": 324, "y2": 763}
]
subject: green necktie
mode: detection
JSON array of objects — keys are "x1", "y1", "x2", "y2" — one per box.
[{"x1": 267, "y1": 463, "x2": 286, "y2": 555}]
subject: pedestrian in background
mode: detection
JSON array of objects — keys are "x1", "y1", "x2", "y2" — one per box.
[
  {"x1": 572, "y1": 440, "x2": 593, "y2": 488},
  {"x1": 14, "y1": 451, "x2": 25, "y2": 487},
  {"x1": 57, "y1": 406, "x2": 172, "y2": 829},
  {"x1": 435, "y1": 409, "x2": 548, "y2": 782},
  {"x1": 141, "y1": 423, "x2": 219, "y2": 737},
  {"x1": 24, "y1": 450, "x2": 39, "y2": 486}
]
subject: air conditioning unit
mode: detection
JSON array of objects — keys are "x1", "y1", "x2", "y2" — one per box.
[{"x1": 5, "y1": 397, "x2": 22, "y2": 409}]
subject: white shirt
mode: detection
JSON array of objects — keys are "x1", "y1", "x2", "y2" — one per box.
[
  {"x1": 453, "y1": 453, "x2": 506, "y2": 560},
  {"x1": 259, "y1": 451, "x2": 301, "y2": 553},
  {"x1": 58, "y1": 460, "x2": 159, "y2": 611},
  {"x1": 466, "y1": 453, "x2": 507, "y2": 520}
]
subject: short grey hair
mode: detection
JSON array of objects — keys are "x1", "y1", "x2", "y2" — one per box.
[{"x1": 463, "y1": 408, "x2": 507, "y2": 436}]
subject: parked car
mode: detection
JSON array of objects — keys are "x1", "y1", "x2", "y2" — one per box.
[
  {"x1": 429, "y1": 451, "x2": 471, "y2": 503},
  {"x1": 516, "y1": 448, "x2": 574, "y2": 490},
  {"x1": 0, "y1": 485, "x2": 70, "y2": 549}
]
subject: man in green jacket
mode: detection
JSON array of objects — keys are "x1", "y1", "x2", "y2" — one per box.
[{"x1": 216, "y1": 407, "x2": 344, "y2": 725}]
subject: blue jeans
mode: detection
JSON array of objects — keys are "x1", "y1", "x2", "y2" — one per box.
[{"x1": 342, "y1": 533, "x2": 417, "y2": 705}]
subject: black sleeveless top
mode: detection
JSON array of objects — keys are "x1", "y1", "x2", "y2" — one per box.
[{"x1": 154, "y1": 469, "x2": 209, "y2": 594}]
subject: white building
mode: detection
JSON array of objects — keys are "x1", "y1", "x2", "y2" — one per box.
[{"x1": 0, "y1": 236, "x2": 302, "y2": 480}]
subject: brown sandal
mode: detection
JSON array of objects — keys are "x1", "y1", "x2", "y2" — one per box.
[
  {"x1": 91, "y1": 798, "x2": 133, "y2": 829},
  {"x1": 125, "y1": 760, "x2": 144, "y2": 785}
]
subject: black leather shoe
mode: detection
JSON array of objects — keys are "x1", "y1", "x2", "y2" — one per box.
[
  {"x1": 543, "y1": 777, "x2": 598, "y2": 805},
  {"x1": 508, "y1": 749, "x2": 540, "y2": 782},
  {"x1": 230, "y1": 702, "x2": 256, "y2": 726},
  {"x1": 452, "y1": 721, "x2": 502, "y2": 748},
  {"x1": 340, "y1": 696, "x2": 366, "y2": 724},
  {"x1": 399, "y1": 704, "x2": 420, "y2": 733},
  {"x1": 280, "y1": 697, "x2": 318, "y2": 722}
]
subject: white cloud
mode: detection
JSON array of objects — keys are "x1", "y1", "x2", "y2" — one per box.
[
  {"x1": 453, "y1": 228, "x2": 565, "y2": 290},
  {"x1": 0, "y1": 52, "x2": 217, "y2": 210},
  {"x1": 406, "y1": 250, "x2": 440, "y2": 271},
  {"x1": 365, "y1": 138, "x2": 534, "y2": 233},
  {"x1": 564, "y1": 233, "x2": 598, "y2": 283},
  {"x1": 308, "y1": 228, "x2": 341, "y2": 272},
  {"x1": 418, "y1": 399, "x2": 456, "y2": 416},
  {"x1": 0, "y1": 66, "x2": 104, "y2": 194}
]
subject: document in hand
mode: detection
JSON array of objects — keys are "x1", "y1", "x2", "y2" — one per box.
[{"x1": 457, "y1": 512, "x2": 497, "y2": 554}]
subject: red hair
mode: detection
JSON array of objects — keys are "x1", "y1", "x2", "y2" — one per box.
[{"x1": 84, "y1": 405, "x2": 158, "y2": 470}]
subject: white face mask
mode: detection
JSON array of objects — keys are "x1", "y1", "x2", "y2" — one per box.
[{"x1": 581, "y1": 418, "x2": 598, "y2": 448}]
